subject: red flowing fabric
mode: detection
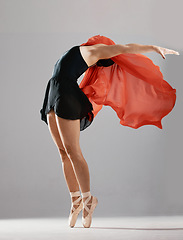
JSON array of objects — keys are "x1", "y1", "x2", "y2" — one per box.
[{"x1": 79, "y1": 35, "x2": 176, "y2": 129}]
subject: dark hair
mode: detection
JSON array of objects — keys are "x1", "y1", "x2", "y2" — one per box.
[{"x1": 96, "y1": 58, "x2": 115, "y2": 67}]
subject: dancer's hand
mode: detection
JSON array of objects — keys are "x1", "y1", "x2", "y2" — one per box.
[{"x1": 153, "y1": 45, "x2": 180, "y2": 59}]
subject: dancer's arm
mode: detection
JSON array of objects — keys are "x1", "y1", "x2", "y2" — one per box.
[
  {"x1": 80, "y1": 43, "x2": 179, "y2": 67},
  {"x1": 91, "y1": 43, "x2": 179, "y2": 60}
]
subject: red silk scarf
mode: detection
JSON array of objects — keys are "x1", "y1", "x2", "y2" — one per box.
[{"x1": 79, "y1": 35, "x2": 176, "y2": 129}]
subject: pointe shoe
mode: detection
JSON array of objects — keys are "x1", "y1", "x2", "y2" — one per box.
[
  {"x1": 82, "y1": 191, "x2": 98, "y2": 228},
  {"x1": 68, "y1": 191, "x2": 83, "y2": 228}
]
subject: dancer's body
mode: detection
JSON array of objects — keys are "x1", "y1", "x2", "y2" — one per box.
[{"x1": 40, "y1": 39, "x2": 179, "y2": 228}]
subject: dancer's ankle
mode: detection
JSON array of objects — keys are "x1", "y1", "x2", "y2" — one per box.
[
  {"x1": 81, "y1": 191, "x2": 91, "y2": 200},
  {"x1": 70, "y1": 191, "x2": 81, "y2": 202}
]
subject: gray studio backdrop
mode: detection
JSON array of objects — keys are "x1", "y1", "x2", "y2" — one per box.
[{"x1": 0, "y1": 0, "x2": 182, "y2": 219}]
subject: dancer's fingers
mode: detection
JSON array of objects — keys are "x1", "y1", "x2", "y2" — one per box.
[
  {"x1": 164, "y1": 48, "x2": 179, "y2": 55},
  {"x1": 153, "y1": 45, "x2": 179, "y2": 59}
]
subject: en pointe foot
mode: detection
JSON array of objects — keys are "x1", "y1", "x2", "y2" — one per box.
[
  {"x1": 82, "y1": 194, "x2": 98, "y2": 228},
  {"x1": 68, "y1": 191, "x2": 83, "y2": 228}
]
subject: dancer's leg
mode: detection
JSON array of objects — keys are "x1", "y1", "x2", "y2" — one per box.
[
  {"x1": 54, "y1": 114, "x2": 93, "y2": 217},
  {"x1": 47, "y1": 109, "x2": 82, "y2": 212},
  {"x1": 54, "y1": 114, "x2": 90, "y2": 193}
]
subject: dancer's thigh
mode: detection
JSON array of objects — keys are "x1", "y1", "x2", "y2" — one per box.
[
  {"x1": 47, "y1": 109, "x2": 66, "y2": 155},
  {"x1": 55, "y1": 115, "x2": 81, "y2": 156}
]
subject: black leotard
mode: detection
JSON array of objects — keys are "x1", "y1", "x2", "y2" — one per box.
[{"x1": 40, "y1": 46, "x2": 94, "y2": 131}]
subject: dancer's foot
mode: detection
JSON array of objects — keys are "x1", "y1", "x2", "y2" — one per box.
[
  {"x1": 82, "y1": 195, "x2": 92, "y2": 218},
  {"x1": 68, "y1": 191, "x2": 83, "y2": 228},
  {"x1": 82, "y1": 191, "x2": 98, "y2": 228}
]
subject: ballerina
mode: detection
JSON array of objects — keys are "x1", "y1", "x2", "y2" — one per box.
[{"x1": 40, "y1": 35, "x2": 179, "y2": 228}]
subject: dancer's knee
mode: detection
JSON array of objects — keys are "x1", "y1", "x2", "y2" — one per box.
[
  {"x1": 58, "y1": 147, "x2": 69, "y2": 161},
  {"x1": 64, "y1": 144, "x2": 82, "y2": 162}
]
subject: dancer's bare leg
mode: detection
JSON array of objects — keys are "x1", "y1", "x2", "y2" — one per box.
[
  {"x1": 47, "y1": 109, "x2": 82, "y2": 213},
  {"x1": 54, "y1": 114, "x2": 93, "y2": 217}
]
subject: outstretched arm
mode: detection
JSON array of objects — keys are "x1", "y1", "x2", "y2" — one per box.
[
  {"x1": 92, "y1": 43, "x2": 179, "y2": 60},
  {"x1": 80, "y1": 43, "x2": 179, "y2": 67}
]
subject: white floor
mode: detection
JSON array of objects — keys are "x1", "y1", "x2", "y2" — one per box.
[{"x1": 0, "y1": 217, "x2": 183, "y2": 240}]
